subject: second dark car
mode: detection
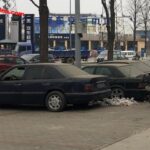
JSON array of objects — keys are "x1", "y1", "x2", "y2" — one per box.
[{"x1": 82, "y1": 63, "x2": 150, "y2": 100}]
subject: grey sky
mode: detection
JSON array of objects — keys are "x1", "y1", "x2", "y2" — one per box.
[
  {"x1": 15, "y1": 0, "x2": 131, "y2": 33},
  {"x1": 16, "y1": 0, "x2": 105, "y2": 16}
]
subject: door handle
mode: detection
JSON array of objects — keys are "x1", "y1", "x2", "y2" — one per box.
[{"x1": 14, "y1": 83, "x2": 22, "y2": 86}]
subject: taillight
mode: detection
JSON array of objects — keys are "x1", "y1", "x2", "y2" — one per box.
[
  {"x1": 84, "y1": 84, "x2": 93, "y2": 92},
  {"x1": 138, "y1": 83, "x2": 145, "y2": 89}
]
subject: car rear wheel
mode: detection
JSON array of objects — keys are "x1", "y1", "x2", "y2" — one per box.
[
  {"x1": 111, "y1": 88, "x2": 124, "y2": 99},
  {"x1": 45, "y1": 91, "x2": 66, "y2": 112}
]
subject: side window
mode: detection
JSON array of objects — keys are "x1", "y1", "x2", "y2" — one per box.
[
  {"x1": 19, "y1": 46, "x2": 26, "y2": 53},
  {"x1": 0, "y1": 58, "x2": 4, "y2": 63},
  {"x1": 95, "y1": 67, "x2": 112, "y2": 76},
  {"x1": 43, "y1": 67, "x2": 64, "y2": 79},
  {"x1": 16, "y1": 58, "x2": 25, "y2": 64},
  {"x1": 27, "y1": 46, "x2": 32, "y2": 50},
  {"x1": 24, "y1": 66, "x2": 43, "y2": 80},
  {"x1": 2, "y1": 67, "x2": 26, "y2": 80},
  {"x1": 82, "y1": 67, "x2": 95, "y2": 74}
]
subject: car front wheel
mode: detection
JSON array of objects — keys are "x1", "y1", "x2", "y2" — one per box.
[{"x1": 45, "y1": 91, "x2": 66, "y2": 112}]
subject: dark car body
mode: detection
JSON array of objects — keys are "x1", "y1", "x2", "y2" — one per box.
[
  {"x1": 0, "y1": 63, "x2": 111, "y2": 111},
  {"x1": 0, "y1": 55, "x2": 27, "y2": 73},
  {"x1": 82, "y1": 63, "x2": 150, "y2": 100}
]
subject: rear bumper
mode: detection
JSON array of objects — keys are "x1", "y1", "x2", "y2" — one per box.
[
  {"x1": 66, "y1": 89, "x2": 111, "y2": 104},
  {"x1": 125, "y1": 89, "x2": 149, "y2": 100}
]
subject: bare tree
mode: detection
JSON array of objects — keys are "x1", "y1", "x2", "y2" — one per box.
[
  {"x1": 126, "y1": 0, "x2": 141, "y2": 52},
  {"x1": 101, "y1": 0, "x2": 116, "y2": 60},
  {"x1": 29, "y1": 0, "x2": 39, "y2": 8},
  {"x1": 139, "y1": 0, "x2": 150, "y2": 56},
  {"x1": 29, "y1": 0, "x2": 49, "y2": 62}
]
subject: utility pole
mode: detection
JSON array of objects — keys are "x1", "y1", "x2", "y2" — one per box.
[
  {"x1": 39, "y1": 0, "x2": 49, "y2": 62},
  {"x1": 69, "y1": 0, "x2": 72, "y2": 50},
  {"x1": 75, "y1": 0, "x2": 81, "y2": 68}
]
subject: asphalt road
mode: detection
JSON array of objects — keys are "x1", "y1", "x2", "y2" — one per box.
[{"x1": 0, "y1": 102, "x2": 150, "y2": 150}]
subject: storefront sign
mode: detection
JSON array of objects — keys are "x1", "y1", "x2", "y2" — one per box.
[
  {"x1": 24, "y1": 14, "x2": 34, "y2": 51},
  {"x1": 0, "y1": 8, "x2": 24, "y2": 16}
]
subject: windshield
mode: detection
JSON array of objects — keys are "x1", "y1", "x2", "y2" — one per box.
[{"x1": 118, "y1": 64, "x2": 144, "y2": 77}]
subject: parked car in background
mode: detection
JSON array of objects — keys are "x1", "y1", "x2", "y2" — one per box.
[
  {"x1": 98, "y1": 60, "x2": 150, "y2": 74},
  {"x1": 96, "y1": 50, "x2": 127, "y2": 62},
  {"x1": 82, "y1": 63, "x2": 150, "y2": 100},
  {"x1": 121, "y1": 50, "x2": 136, "y2": 60},
  {"x1": 0, "y1": 55, "x2": 27, "y2": 73},
  {"x1": 21, "y1": 53, "x2": 55, "y2": 63},
  {"x1": 0, "y1": 63, "x2": 111, "y2": 111},
  {"x1": 12, "y1": 42, "x2": 33, "y2": 56}
]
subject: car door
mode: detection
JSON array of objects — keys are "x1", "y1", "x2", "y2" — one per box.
[
  {"x1": 20, "y1": 65, "x2": 65, "y2": 106},
  {"x1": 0, "y1": 66, "x2": 26, "y2": 104},
  {"x1": 94, "y1": 66, "x2": 125, "y2": 88},
  {"x1": 20, "y1": 66, "x2": 45, "y2": 105}
]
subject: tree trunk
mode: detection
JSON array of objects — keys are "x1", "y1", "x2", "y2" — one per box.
[
  {"x1": 39, "y1": 0, "x2": 49, "y2": 62},
  {"x1": 102, "y1": 0, "x2": 115, "y2": 61}
]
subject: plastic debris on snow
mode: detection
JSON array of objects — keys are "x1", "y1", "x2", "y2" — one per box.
[{"x1": 99, "y1": 97, "x2": 138, "y2": 106}]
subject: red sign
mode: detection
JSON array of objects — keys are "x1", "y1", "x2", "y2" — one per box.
[{"x1": 0, "y1": 8, "x2": 24, "y2": 16}]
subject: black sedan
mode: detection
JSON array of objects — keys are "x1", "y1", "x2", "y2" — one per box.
[
  {"x1": 0, "y1": 63, "x2": 111, "y2": 111},
  {"x1": 82, "y1": 63, "x2": 150, "y2": 100}
]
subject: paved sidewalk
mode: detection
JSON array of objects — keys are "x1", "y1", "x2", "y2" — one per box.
[{"x1": 101, "y1": 128, "x2": 150, "y2": 150}]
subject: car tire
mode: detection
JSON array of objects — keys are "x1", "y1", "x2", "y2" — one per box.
[
  {"x1": 111, "y1": 88, "x2": 124, "y2": 99},
  {"x1": 45, "y1": 91, "x2": 66, "y2": 112},
  {"x1": 67, "y1": 58, "x2": 74, "y2": 64}
]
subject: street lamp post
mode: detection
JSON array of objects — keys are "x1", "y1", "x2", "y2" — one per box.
[
  {"x1": 39, "y1": 0, "x2": 49, "y2": 62},
  {"x1": 69, "y1": 0, "x2": 72, "y2": 50},
  {"x1": 75, "y1": 0, "x2": 81, "y2": 68}
]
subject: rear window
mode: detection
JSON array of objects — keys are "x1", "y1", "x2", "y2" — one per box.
[
  {"x1": 43, "y1": 67, "x2": 65, "y2": 79},
  {"x1": 131, "y1": 61, "x2": 150, "y2": 73},
  {"x1": 118, "y1": 65, "x2": 144, "y2": 77},
  {"x1": 57, "y1": 65, "x2": 89, "y2": 77}
]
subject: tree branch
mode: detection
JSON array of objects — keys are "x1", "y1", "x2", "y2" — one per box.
[{"x1": 29, "y1": 0, "x2": 39, "y2": 8}]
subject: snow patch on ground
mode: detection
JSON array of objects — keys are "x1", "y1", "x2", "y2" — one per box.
[{"x1": 99, "y1": 97, "x2": 138, "y2": 106}]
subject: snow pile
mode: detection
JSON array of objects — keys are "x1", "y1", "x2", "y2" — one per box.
[{"x1": 99, "y1": 97, "x2": 138, "y2": 106}]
